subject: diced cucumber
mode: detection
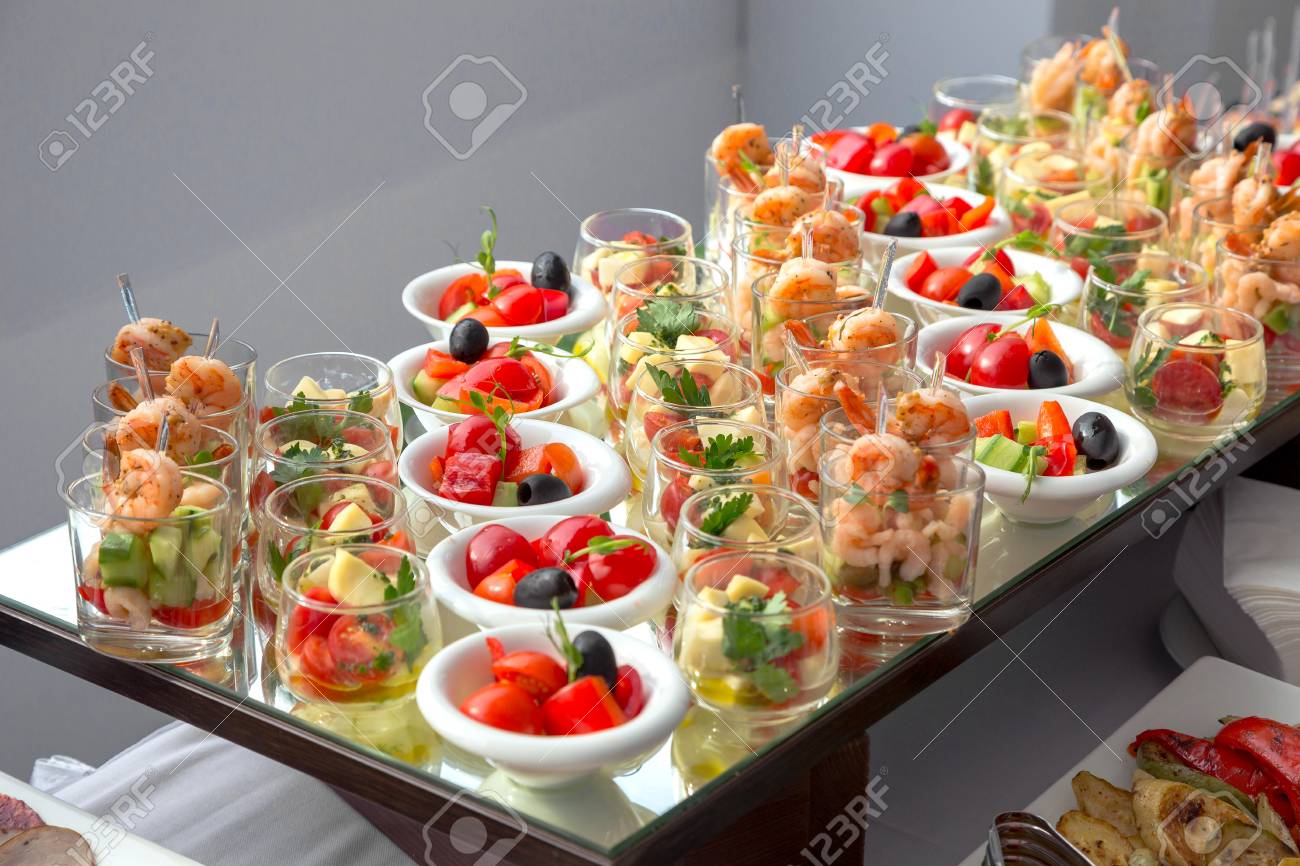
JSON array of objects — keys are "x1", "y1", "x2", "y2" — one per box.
[
  {"x1": 446, "y1": 300, "x2": 478, "y2": 324},
  {"x1": 148, "y1": 565, "x2": 196, "y2": 608},
  {"x1": 1261, "y1": 303, "x2": 1290, "y2": 336},
  {"x1": 185, "y1": 526, "x2": 221, "y2": 574},
  {"x1": 976, "y1": 434, "x2": 1029, "y2": 472},
  {"x1": 411, "y1": 369, "x2": 443, "y2": 405},
  {"x1": 1015, "y1": 420, "x2": 1039, "y2": 446},
  {"x1": 170, "y1": 505, "x2": 213, "y2": 534},
  {"x1": 491, "y1": 482, "x2": 519, "y2": 508},
  {"x1": 1017, "y1": 272, "x2": 1052, "y2": 306},
  {"x1": 98, "y1": 532, "x2": 151, "y2": 589},
  {"x1": 149, "y1": 525, "x2": 186, "y2": 578}
]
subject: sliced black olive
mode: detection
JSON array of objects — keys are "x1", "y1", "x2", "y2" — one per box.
[
  {"x1": 531, "y1": 251, "x2": 571, "y2": 293},
  {"x1": 573, "y1": 631, "x2": 618, "y2": 689},
  {"x1": 513, "y1": 567, "x2": 578, "y2": 609},
  {"x1": 956, "y1": 272, "x2": 1002, "y2": 310},
  {"x1": 448, "y1": 318, "x2": 490, "y2": 363},
  {"x1": 517, "y1": 473, "x2": 572, "y2": 506},
  {"x1": 1071, "y1": 411, "x2": 1119, "y2": 470},
  {"x1": 1233, "y1": 121, "x2": 1276, "y2": 152},
  {"x1": 882, "y1": 212, "x2": 923, "y2": 238},
  {"x1": 1027, "y1": 349, "x2": 1070, "y2": 389}
]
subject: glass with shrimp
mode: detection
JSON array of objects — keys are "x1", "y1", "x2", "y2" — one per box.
[
  {"x1": 819, "y1": 449, "x2": 984, "y2": 642},
  {"x1": 783, "y1": 308, "x2": 918, "y2": 371},
  {"x1": 275, "y1": 544, "x2": 439, "y2": 705},
  {"x1": 1018, "y1": 33, "x2": 1091, "y2": 105},
  {"x1": 1126, "y1": 301, "x2": 1266, "y2": 439},
  {"x1": 624, "y1": 360, "x2": 763, "y2": 486},
  {"x1": 574, "y1": 208, "x2": 694, "y2": 295},
  {"x1": 775, "y1": 361, "x2": 924, "y2": 500},
  {"x1": 1080, "y1": 250, "x2": 1208, "y2": 354},
  {"x1": 1215, "y1": 242, "x2": 1300, "y2": 403},
  {"x1": 1073, "y1": 57, "x2": 1158, "y2": 145},
  {"x1": 969, "y1": 108, "x2": 1076, "y2": 196},
  {"x1": 1187, "y1": 198, "x2": 1268, "y2": 276},
  {"x1": 672, "y1": 485, "x2": 820, "y2": 575},
  {"x1": 63, "y1": 464, "x2": 238, "y2": 662},
  {"x1": 674, "y1": 550, "x2": 836, "y2": 723},
  {"x1": 105, "y1": 328, "x2": 257, "y2": 397},
  {"x1": 263, "y1": 353, "x2": 401, "y2": 446},
  {"x1": 1051, "y1": 197, "x2": 1169, "y2": 279},
  {"x1": 998, "y1": 147, "x2": 1114, "y2": 239},
  {"x1": 606, "y1": 304, "x2": 742, "y2": 434},
  {"x1": 1118, "y1": 138, "x2": 1189, "y2": 215},
  {"x1": 819, "y1": 400, "x2": 978, "y2": 465},
  {"x1": 253, "y1": 474, "x2": 414, "y2": 626},
  {"x1": 642, "y1": 419, "x2": 784, "y2": 549}
]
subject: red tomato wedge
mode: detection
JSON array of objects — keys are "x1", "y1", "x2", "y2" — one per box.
[
  {"x1": 541, "y1": 675, "x2": 628, "y2": 735},
  {"x1": 439, "y1": 452, "x2": 503, "y2": 505},
  {"x1": 461, "y1": 681, "x2": 546, "y2": 734},
  {"x1": 438, "y1": 273, "x2": 488, "y2": 320}
]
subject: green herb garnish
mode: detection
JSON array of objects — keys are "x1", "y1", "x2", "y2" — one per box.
[
  {"x1": 347, "y1": 389, "x2": 374, "y2": 414},
  {"x1": 645, "y1": 363, "x2": 711, "y2": 408},
  {"x1": 546, "y1": 600, "x2": 583, "y2": 683},
  {"x1": 382, "y1": 557, "x2": 415, "y2": 602},
  {"x1": 564, "y1": 535, "x2": 643, "y2": 563},
  {"x1": 698, "y1": 492, "x2": 754, "y2": 537},
  {"x1": 721, "y1": 591, "x2": 804, "y2": 703},
  {"x1": 678, "y1": 433, "x2": 755, "y2": 470},
  {"x1": 477, "y1": 206, "x2": 499, "y2": 285},
  {"x1": 636, "y1": 299, "x2": 699, "y2": 347},
  {"x1": 505, "y1": 336, "x2": 591, "y2": 360}
]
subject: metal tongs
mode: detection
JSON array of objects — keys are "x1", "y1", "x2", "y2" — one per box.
[{"x1": 983, "y1": 812, "x2": 1093, "y2": 866}]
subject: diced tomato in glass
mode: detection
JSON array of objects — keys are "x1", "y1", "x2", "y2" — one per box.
[
  {"x1": 77, "y1": 584, "x2": 110, "y2": 615},
  {"x1": 659, "y1": 476, "x2": 694, "y2": 534}
]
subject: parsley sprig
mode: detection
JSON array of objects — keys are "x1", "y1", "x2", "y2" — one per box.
[
  {"x1": 563, "y1": 535, "x2": 642, "y2": 563},
  {"x1": 476, "y1": 206, "x2": 499, "y2": 285},
  {"x1": 505, "y1": 336, "x2": 591, "y2": 361},
  {"x1": 465, "y1": 388, "x2": 514, "y2": 471},
  {"x1": 636, "y1": 299, "x2": 699, "y2": 347},
  {"x1": 722, "y1": 591, "x2": 804, "y2": 703},
  {"x1": 678, "y1": 433, "x2": 755, "y2": 471},
  {"x1": 698, "y1": 492, "x2": 753, "y2": 537},
  {"x1": 645, "y1": 363, "x2": 711, "y2": 408}
]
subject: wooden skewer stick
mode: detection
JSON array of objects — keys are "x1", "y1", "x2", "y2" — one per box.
[
  {"x1": 801, "y1": 218, "x2": 815, "y2": 267},
  {"x1": 156, "y1": 413, "x2": 170, "y2": 454},
  {"x1": 117, "y1": 274, "x2": 140, "y2": 324}
]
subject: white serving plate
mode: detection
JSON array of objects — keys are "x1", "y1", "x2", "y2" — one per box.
[
  {"x1": 401, "y1": 260, "x2": 607, "y2": 343},
  {"x1": 958, "y1": 657, "x2": 1300, "y2": 866},
  {"x1": 917, "y1": 312, "x2": 1123, "y2": 400},
  {"x1": 889, "y1": 245, "x2": 1082, "y2": 325},
  {"x1": 962, "y1": 392, "x2": 1157, "y2": 524},
  {"x1": 0, "y1": 771, "x2": 201, "y2": 864},
  {"x1": 856, "y1": 185, "x2": 1011, "y2": 266},
  {"x1": 427, "y1": 515, "x2": 677, "y2": 631},
  {"x1": 388, "y1": 339, "x2": 600, "y2": 432},
  {"x1": 831, "y1": 128, "x2": 971, "y2": 197},
  {"x1": 415, "y1": 624, "x2": 691, "y2": 787}
]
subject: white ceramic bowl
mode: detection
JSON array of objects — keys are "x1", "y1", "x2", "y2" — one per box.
[
  {"x1": 388, "y1": 339, "x2": 601, "y2": 432},
  {"x1": 415, "y1": 623, "x2": 691, "y2": 787},
  {"x1": 427, "y1": 515, "x2": 677, "y2": 631},
  {"x1": 962, "y1": 392, "x2": 1157, "y2": 524},
  {"x1": 832, "y1": 129, "x2": 971, "y2": 197},
  {"x1": 857, "y1": 185, "x2": 1011, "y2": 265},
  {"x1": 889, "y1": 245, "x2": 1083, "y2": 325},
  {"x1": 399, "y1": 418, "x2": 631, "y2": 530},
  {"x1": 916, "y1": 312, "x2": 1124, "y2": 399},
  {"x1": 402, "y1": 260, "x2": 607, "y2": 343}
]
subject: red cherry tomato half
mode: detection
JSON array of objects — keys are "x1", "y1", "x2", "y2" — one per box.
[
  {"x1": 327, "y1": 614, "x2": 399, "y2": 682},
  {"x1": 536, "y1": 515, "x2": 613, "y2": 566},
  {"x1": 473, "y1": 568, "x2": 519, "y2": 605},
  {"x1": 899, "y1": 134, "x2": 948, "y2": 172},
  {"x1": 658, "y1": 476, "x2": 695, "y2": 535},
  {"x1": 461, "y1": 357, "x2": 542, "y2": 403},
  {"x1": 445, "y1": 414, "x2": 521, "y2": 461},
  {"x1": 298, "y1": 634, "x2": 347, "y2": 685},
  {"x1": 286, "y1": 586, "x2": 341, "y2": 652},
  {"x1": 460, "y1": 681, "x2": 547, "y2": 734},
  {"x1": 1274, "y1": 150, "x2": 1300, "y2": 187},
  {"x1": 541, "y1": 675, "x2": 628, "y2": 735},
  {"x1": 362, "y1": 460, "x2": 397, "y2": 488},
  {"x1": 491, "y1": 651, "x2": 568, "y2": 701},
  {"x1": 968, "y1": 333, "x2": 1030, "y2": 389},
  {"x1": 539, "y1": 288, "x2": 569, "y2": 321},
  {"x1": 612, "y1": 665, "x2": 645, "y2": 718},
  {"x1": 946, "y1": 323, "x2": 1002, "y2": 381},
  {"x1": 491, "y1": 284, "x2": 545, "y2": 325},
  {"x1": 584, "y1": 535, "x2": 657, "y2": 601},
  {"x1": 465, "y1": 525, "x2": 536, "y2": 589},
  {"x1": 438, "y1": 273, "x2": 488, "y2": 321},
  {"x1": 939, "y1": 108, "x2": 976, "y2": 133},
  {"x1": 465, "y1": 306, "x2": 508, "y2": 328},
  {"x1": 869, "y1": 142, "x2": 914, "y2": 177},
  {"x1": 904, "y1": 251, "x2": 938, "y2": 293}
]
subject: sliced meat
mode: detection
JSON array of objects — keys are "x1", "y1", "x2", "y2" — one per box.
[
  {"x1": 0, "y1": 826, "x2": 95, "y2": 865},
  {"x1": 0, "y1": 796, "x2": 42, "y2": 845}
]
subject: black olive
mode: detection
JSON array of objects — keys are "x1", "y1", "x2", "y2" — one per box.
[
  {"x1": 448, "y1": 318, "x2": 490, "y2": 363},
  {"x1": 956, "y1": 273, "x2": 1002, "y2": 310},
  {"x1": 513, "y1": 567, "x2": 578, "y2": 609},
  {"x1": 882, "y1": 211, "x2": 923, "y2": 238},
  {"x1": 517, "y1": 473, "x2": 572, "y2": 506},
  {"x1": 531, "y1": 251, "x2": 570, "y2": 293},
  {"x1": 1071, "y1": 411, "x2": 1119, "y2": 470},
  {"x1": 573, "y1": 631, "x2": 618, "y2": 689},
  {"x1": 1233, "y1": 121, "x2": 1276, "y2": 152},
  {"x1": 899, "y1": 123, "x2": 922, "y2": 137},
  {"x1": 1028, "y1": 349, "x2": 1070, "y2": 389}
]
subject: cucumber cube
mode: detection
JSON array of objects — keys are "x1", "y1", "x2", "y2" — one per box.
[{"x1": 98, "y1": 532, "x2": 151, "y2": 589}]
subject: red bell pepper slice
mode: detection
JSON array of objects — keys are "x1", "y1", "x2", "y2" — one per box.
[
  {"x1": 1036, "y1": 400, "x2": 1072, "y2": 441},
  {"x1": 904, "y1": 250, "x2": 938, "y2": 293},
  {"x1": 975, "y1": 410, "x2": 1015, "y2": 439},
  {"x1": 1215, "y1": 717, "x2": 1300, "y2": 829},
  {"x1": 959, "y1": 196, "x2": 995, "y2": 230}
]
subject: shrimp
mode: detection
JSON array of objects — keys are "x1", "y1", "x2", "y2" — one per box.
[
  {"x1": 833, "y1": 380, "x2": 878, "y2": 435},
  {"x1": 1186, "y1": 149, "x2": 1250, "y2": 201},
  {"x1": 110, "y1": 318, "x2": 193, "y2": 370},
  {"x1": 748, "y1": 185, "x2": 817, "y2": 228},
  {"x1": 847, "y1": 433, "x2": 920, "y2": 490},
  {"x1": 763, "y1": 156, "x2": 826, "y2": 193},
  {"x1": 104, "y1": 586, "x2": 151, "y2": 630},
  {"x1": 165, "y1": 355, "x2": 243, "y2": 413},
  {"x1": 766, "y1": 256, "x2": 837, "y2": 319},
  {"x1": 1233, "y1": 176, "x2": 1279, "y2": 228},
  {"x1": 114, "y1": 396, "x2": 204, "y2": 460},
  {"x1": 1131, "y1": 97, "x2": 1196, "y2": 158},
  {"x1": 785, "y1": 209, "x2": 861, "y2": 263},
  {"x1": 1223, "y1": 270, "x2": 1300, "y2": 319},
  {"x1": 1258, "y1": 211, "x2": 1300, "y2": 261},
  {"x1": 780, "y1": 368, "x2": 843, "y2": 431},
  {"x1": 893, "y1": 388, "x2": 971, "y2": 447},
  {"x1": 106, "y1": 381, "x2": 139, "y2": 413},
  {"x1": 825, "y1": 308, "x2": 900, "y2": 352},
  {"x1": 1107, "y1": 78, "x2": 1151, "y2": 125},
  {"x1": 180, "y1": 480, "x2": 225, "y2": 510},
  {"x1": 1027, "y1": 42, "x2": 1080, "y2": 113},
  {"x1": 1078, "y1": 35, "x2": 1127, "y2": 91},
  {"x1": 711, "y1": 123, "x2": 774, "y2": 193},
  {"x1": 106, "y1": 449, "x2": 182, "y2": 530}
]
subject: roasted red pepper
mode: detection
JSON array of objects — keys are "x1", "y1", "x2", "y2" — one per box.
[{"x1": 1215, "y1": 717, "x2": 1300, "y2": 830}]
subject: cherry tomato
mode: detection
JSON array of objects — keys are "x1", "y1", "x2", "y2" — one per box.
[
  {"x1": 328, "y1": 614, "x2": 398, "y2": 682},
  {"x1": 461, "y1": 681, "x2": 546, "y2": 734},
  {"x1": 465, "y1": 306, "x2": 508, "y2": 328},
  {"x1": 249, "y1": 470, "x2": 277, "y2": 512},
  {"x1": 298, "y1": 634, "x2": 348, "y2": 685},
  {"x1": 77, "y1": 584, "x2": 111, "y2": 616},
  {"x1": 286, "y1": 586, "x2": 341, "y2": 651},
  {"x1": 539, "y1": 288, "x2": 569, "y2": 321},
  {"x1": 536, "y1": 515, "x2": 613, "y2": 567},
  {"x1": 541, "y1": 676, "x2": 628, "y2": 735},
  {"x1": 863, "y1": 122, "x2": 897, "y2": 144},
  {"x1": 946, "y1": 323, "x2": 1001, "y2": 380},
  {"x1": 465, "y1": 525, "x2": 535, "y2": 589},
  {"x1": 1151, "y1": 359, "x2": 1224, "y2": 418},
  {"x1": 968, "y1": 333, "x2": 1030, "y2": 389},
  {"x1": 438, "y1": 273, "x2": 487, "y2": 320},
  {"x1": 461, "y1": 357, "x2": 541, "y2": 403},
  {"x1": 939, "y1": 108, "x2": 976, "y2": 133},
  {"x1": 1274, "y1": 150, "x2": 1300, "y2": 186},
  {"x1": 361, "y1": 460, "x2": 397, "y2": 488},
  {"x1": 490, "y1": 270, "x2": 527, "y2": 292},
  {"x1": 491, "y1": 284, "x2": 545, "y2": 325},
  {"x1": 869, "y1": 142, "x2": 914, "y2": 177},
  {"x1": 904, "y1": 251, "x2": 938, "y2": 293},
  {"x1": 612, "y1": 665, "x2": 645, "y2": 718},
  {"x1": 1035, "y1": 436, "x2": 1078, "y2": 477},
  {"x1": 920, "y1": 266, "x2": 972, "y2": 303},
  {"x1": 151, "y1": 598, "x2": 232, "y2": 629},
  {"x1": 473, "y1": 568, "x2": 520, "y2": 605},
  {"x1": 583, "y1": 535, "x2": 657, "y2": 601},
  {"x1": 423, "y1": 349, "x2": 469, "y2": 380},
  {"x1": 899, "y1": 134, "x2": 947, "y2": 171},
  {"x1": 791, "y1": 606, "x2": 831, "y2": 659},
  {"x1": 658, "y1": 476, "x2": 695, "y2": 534},
  {"x1": 445, "y1": 414, "x2": 521, "y2": 461},
  {"x1": 641, "y1": 409, "x2": 686, "y2": 449},
  {"x1": 491, "y1": 651, "x2": 568, "y2": 701}
]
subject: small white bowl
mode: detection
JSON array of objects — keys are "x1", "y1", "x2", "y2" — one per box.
[
  {"x1": 832, "y1": 130, "x2": 971, "y2": 197},
  {"x1": 916, "y1": 312, "x2": 1124, "y2": 400},
  {"x1": 401, "y1": 260, "x2": 607, "y2": 344},
  {"x1": 856, "y1": 185, "x2": 1011, "y2": 263},
  {"x1": 962, "y1": 392, "x2": 1157, "y2": 524},
  {"x1": 427, "y1": 515, "x2": 677, "y2": 631},
  {"x1": 388, "y1": 339, "x2": 601, "y2": 432},
  {"x1": 415, "y1": 623, "x2": 691, "y2": 787},
  {"x1": 889, "y1": 245, "x2": 1083, "y2": 325},
  {"x1": 399, "y1": 418, "x2": 631, "y2": 529}
]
